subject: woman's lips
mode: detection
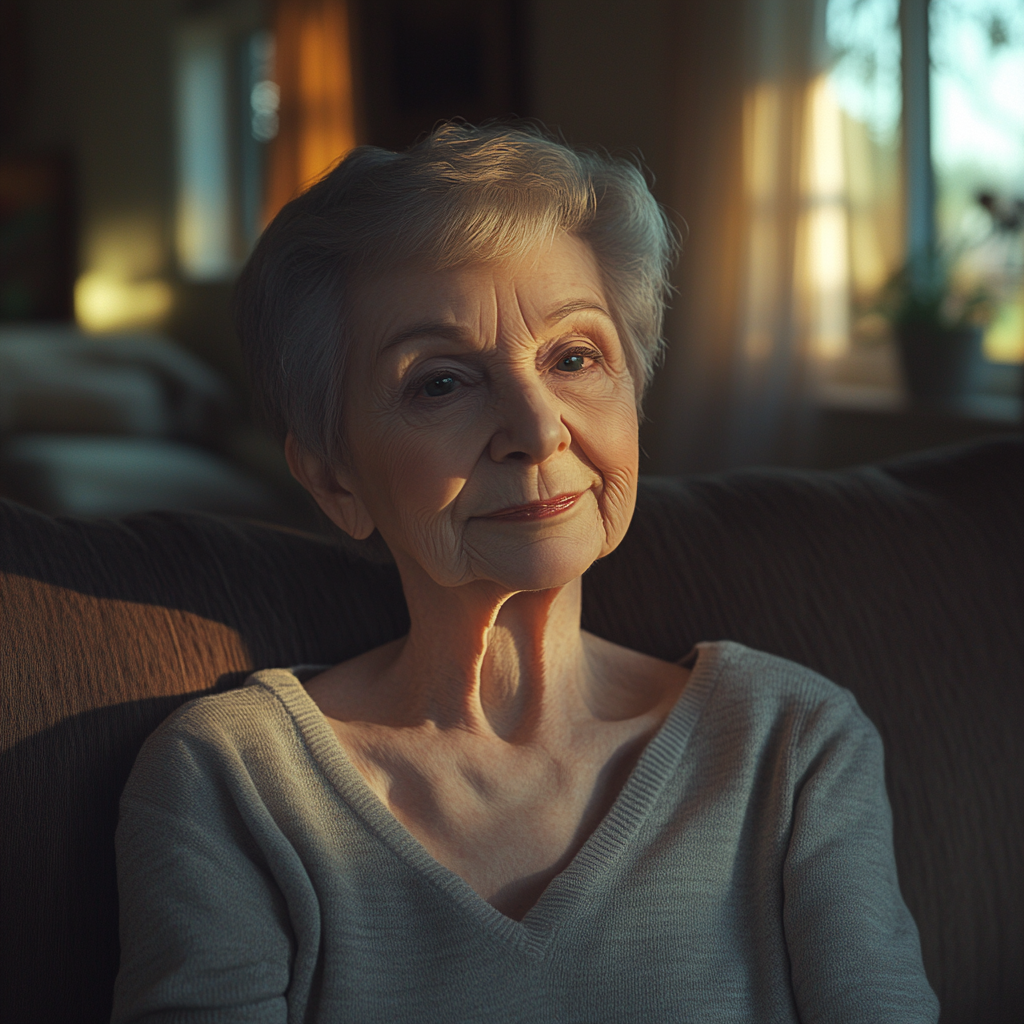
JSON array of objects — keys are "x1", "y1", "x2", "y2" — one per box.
[{"x1": 483, "y1": 491, "x2": 585, "y2": 522}]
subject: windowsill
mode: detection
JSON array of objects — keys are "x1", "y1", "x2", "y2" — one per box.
[
  {"x1": 811, "y1": 346, "x2": 1022, "y2": 468},
  {"x1": 815, "y1": 344, "x2": 1023, "y2": 423},
  {"x1": 817, "y1": 382, "x2": 1022, "y2": 424}
]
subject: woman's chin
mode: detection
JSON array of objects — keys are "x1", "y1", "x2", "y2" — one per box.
[{"x1": 472, "y1": 534, "x2": 602, "y2": 593}]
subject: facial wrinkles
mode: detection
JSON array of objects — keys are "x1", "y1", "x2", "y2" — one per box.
[
  {"x1": 349, "y1": 290, "x2": 468, "y2": 551},
  {"x1": 564, "y1": 399, "x2": 638, "y2": 555},
  {"x1": 524, "y1": 301, "x2": 636, "y2": 559},
  {"x1": 382, "y1": 381, "x2": 615, "y2": 585},
  {"x1": 457, "y1": 341, "x2": 600, "y2": 587},
  {"x1": 343, "y1": 234, "x2": 640, "y2": 590}
]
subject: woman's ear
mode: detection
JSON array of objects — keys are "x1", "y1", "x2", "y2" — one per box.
[{"x1": 284, "y1": 433, "x2": 377, "y2": 540}]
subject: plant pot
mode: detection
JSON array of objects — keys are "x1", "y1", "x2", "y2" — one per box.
[{"x1": 896, "y1": 324, "x2": 984, "y2": 403}]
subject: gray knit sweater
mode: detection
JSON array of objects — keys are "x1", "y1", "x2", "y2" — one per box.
[{"x1": 112, "y1": 641, "x2": 938, "y2": 1023}]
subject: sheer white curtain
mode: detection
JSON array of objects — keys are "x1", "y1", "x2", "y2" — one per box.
[{"x1": 645, "y1": 0, "x2": 842, "y2": 473}]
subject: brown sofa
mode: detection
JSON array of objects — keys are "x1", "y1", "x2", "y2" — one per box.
[{"x1": 1, "y1": 437, "x2": 1021, "y2": 1023}]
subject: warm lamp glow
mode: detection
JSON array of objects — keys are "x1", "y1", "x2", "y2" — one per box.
[{"x1": 74, "y1": 273, "x2": 173, "y2": 332}]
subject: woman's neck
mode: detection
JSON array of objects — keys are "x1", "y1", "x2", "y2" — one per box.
[{"x1": 385, "y1": 559, "x2": 592, "y2": 741}]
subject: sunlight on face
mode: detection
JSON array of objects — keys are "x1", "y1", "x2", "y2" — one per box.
[{"x1": 341, "y1": 231, "x2": 640, "y2": 591}]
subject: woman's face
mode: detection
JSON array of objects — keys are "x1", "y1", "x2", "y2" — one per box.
[{"x1": 335, "y1": 231, "x2": 640, "y2": 592}]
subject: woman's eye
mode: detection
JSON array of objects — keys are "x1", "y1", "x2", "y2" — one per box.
[
  {"x1": 421, "y1": 374, "x2": 458, "y2": 397},
  {"x1": 554, "y1": 347, "x2": 600, "y2": 373}
]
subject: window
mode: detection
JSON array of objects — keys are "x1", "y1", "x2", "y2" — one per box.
[
  {"x1": 174, "y1": 13, "x2": 277, "y2": 281},
  {"x1": 820, "y1": 0, "x2": 1023, "y2": 402},
  {"x1": 930, "y1": 0, "x2": 1024, "y2": 363}
]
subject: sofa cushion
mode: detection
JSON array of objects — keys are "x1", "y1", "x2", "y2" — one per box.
[
  {"x1": 0, "y1": 436, "x2": 1020, "y2": 1023},
  {"x1": 0, "y1": 327, "x2": 229, "y2": 442},
  {"x1": 0, "y1": 434, "x2": 278, "y2": 517}
]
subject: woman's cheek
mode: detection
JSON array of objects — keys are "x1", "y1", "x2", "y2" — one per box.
[
  {"x1": 377, "y1": 414, "x2": 472, "y2": 506},
  {"x1": 364, "y1": 421, "x2": 476, "y2": 578}
]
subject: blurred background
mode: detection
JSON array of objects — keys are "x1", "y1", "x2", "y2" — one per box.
[{"x1": 0, "y1": 0, "x2": 1021, "y2": 529}]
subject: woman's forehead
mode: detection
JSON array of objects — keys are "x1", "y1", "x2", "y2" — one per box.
[{"x1": 352, "y1": 234, "x2": 609, "y2": 347}]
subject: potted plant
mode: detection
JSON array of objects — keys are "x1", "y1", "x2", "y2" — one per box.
[{"x1": 879, "y1": 250, "x2": 994, "y2": 403}]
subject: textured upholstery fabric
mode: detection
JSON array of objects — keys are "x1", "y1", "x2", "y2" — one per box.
[{"x1": 1, "y1": 437, "x2": 1020, "y2": 1024}]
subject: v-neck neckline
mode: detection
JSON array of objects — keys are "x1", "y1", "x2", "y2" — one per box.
[{"x1": 250, "y1": 643, "x2": 725, "y2": 959}]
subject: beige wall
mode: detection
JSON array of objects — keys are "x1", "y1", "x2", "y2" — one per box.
[{"x1": 528, "y1": 0, "x2": 675, "y2": 207}]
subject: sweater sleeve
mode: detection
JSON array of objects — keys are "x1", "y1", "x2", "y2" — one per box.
[
  {"x1": 782, "y1": 691, "x2": 940, "y2": 1024},
  {"x1": 111, "y1": 718, "x2": 294, "y2": 1024}
]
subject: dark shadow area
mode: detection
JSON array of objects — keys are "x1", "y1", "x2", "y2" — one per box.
[
  {"x1": 1, "y1": 689, "x2": 238, "y2": 1024},
  {"x1": 357, "y1": 0, "x2": 528, "y2": 151}
]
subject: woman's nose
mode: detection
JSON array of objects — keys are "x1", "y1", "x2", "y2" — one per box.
[{"x1": 488, "y1": 375, "x2": 572, "y2": 464}]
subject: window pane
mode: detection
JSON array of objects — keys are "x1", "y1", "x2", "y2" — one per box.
[
  {"x1": 931, "y1": 0, "x2": 1024, "y2": 362},
  {"x1": 825, "y1": 0, "x2": 904, "y2": 347},
  {"x1": 175, "y1": 28, "x2": 234, "y2": 281},
  {"x1": 828, "y1": 0, "x2": 902, "y2": 147}
]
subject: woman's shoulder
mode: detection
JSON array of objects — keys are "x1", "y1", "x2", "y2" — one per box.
[
  {"x1": 690, "y1": 640, "x2": 875, "y2": 744},
  {"x1": 672, "y1": 643, "x2": 886, "y2": 816},
  {"x1": 123, "y1": 669, "x2": 316, "y2": 805},
  {"x1": 694, "y1": 640, "x2": 855, "y2": 702},
  {"x1": 152, "y1": 669, "x2": 302, "y2": 740}
]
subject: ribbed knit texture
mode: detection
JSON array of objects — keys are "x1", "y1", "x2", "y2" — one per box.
[{"x1": 112, "y1": 641, "x2": 938, "y2": 1023}]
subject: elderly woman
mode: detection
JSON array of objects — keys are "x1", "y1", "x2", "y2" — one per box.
[{"x1": 112, "y1": 124, "x2": 938, "y2": 1023}]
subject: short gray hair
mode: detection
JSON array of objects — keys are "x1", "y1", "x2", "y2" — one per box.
[{"x1": 234, "y1": 121, "x2": 677, "y2": 466}]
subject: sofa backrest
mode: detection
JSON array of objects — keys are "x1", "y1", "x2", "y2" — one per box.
[{"x1": 1, "y1": 437, "x2": 1021, "y2": 1024}]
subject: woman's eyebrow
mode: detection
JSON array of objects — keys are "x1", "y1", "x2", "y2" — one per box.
[
  {"x1": 381, "y1": 300, "x2": 611, "y2": 355},
  {"x1": 544, "y1": 299, "x2": 613, "y2": 324}
]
